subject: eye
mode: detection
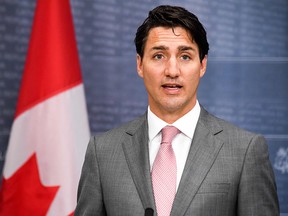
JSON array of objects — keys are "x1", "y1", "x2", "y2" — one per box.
[
  {"x1": 180, "y1": 54, "x2": 191, "y2": 61},
  {"x1": 153, "y1": 54, "x2": 164, "y2": 60}
]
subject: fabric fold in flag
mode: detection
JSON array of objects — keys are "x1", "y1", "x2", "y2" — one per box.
[{"x1": 0, "y1": 0, "x2": 90, "y2": 215}]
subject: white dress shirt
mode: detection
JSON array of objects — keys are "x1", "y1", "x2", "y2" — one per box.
[{"x1": 147, "y1": 101, "x2": 201, "y2": 190}]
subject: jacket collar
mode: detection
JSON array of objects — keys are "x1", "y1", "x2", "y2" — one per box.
[
  {"x1": 171, "y1": 107, "x2": 224, "y2": 215},
  {"x1": 122, "y1": 107, "x2": 224, "y2": 215},
  {"x1": 122, "y1": 113, "x2": 156, "y2": 211}
]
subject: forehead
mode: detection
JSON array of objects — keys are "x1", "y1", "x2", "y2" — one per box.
[{"x1": 145, "y1": 26, "x2": 196, "y2": 49}]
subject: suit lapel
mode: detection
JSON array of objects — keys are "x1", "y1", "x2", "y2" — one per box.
[
  {"x1": 171, "y1": 108, "x2": 224, "y2": 216},
  {"x1": 121, "y1": 114, "x2": 156, "y2": 211}
]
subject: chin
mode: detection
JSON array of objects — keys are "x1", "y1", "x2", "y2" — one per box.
[
  {"x1": 160, "y1": 97, "x2": 194, "y2": 113},
  {"x1": 161, "y1": 102, "x2": 185, "y2": 113}
]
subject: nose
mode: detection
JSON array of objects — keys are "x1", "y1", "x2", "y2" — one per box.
[{"x1": 164, "y1": 57, "x2": 180, "y2": 78}]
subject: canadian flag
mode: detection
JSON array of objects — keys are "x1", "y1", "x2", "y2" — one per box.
[{"x1": 0, "y1": 0, "x2": 90, "y2": 215}]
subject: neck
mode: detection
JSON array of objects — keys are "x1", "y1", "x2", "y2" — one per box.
[{"x1": 150, "y1": 102, "x2": 197, "y2": 124}]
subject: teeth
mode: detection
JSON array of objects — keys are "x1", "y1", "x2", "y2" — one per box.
[
  {"x1": 164, "y1": 85, "x2": 180, "y2": 88},
  {"x1": 162, "y1": 83, "x2": 182, "y2": 88}
]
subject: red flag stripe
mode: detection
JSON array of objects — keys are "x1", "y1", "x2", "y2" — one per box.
[
  {"x1": 15, "y1": 0, "x2": 82, "y2": 118},
  {"x1": 1, "y1": 0, "x2": 90, "y2": 214}
]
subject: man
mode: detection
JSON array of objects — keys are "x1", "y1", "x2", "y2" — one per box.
[{"x1": 75, "y1": 5, "x2": 279, "y2": 216}]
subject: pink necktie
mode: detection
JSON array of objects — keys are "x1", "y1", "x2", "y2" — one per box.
[{"x1": 152, "y1": 126, "x2": 180, "y2": 216}]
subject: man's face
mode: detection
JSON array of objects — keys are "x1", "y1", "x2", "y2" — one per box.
[{"x1": 137, "y1": 26, "x2": 207, "y2": 123}]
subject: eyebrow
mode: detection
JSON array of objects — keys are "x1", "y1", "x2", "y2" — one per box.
[
  {"x1": 178, "y1": 46, "x2": 195, "y2": 52},
  {"x1": 150, "y1": 45, "x2": 196, "y2": 52},
  {"x1": 151, "y1": 45, "x2": 168, "y2": 51}
]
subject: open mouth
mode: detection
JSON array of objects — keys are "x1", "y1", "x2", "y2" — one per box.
[{"x1": 162, "y1": 84, "x2": 182, "y2": 89}]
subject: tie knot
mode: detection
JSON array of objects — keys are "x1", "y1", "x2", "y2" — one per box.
[{"x1": 161, "y1": 126, "x2": 180, "y2": 145}]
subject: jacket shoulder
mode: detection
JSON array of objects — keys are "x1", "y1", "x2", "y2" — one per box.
[
  {"x1": 200, "y1": 106, "x2": 261, "y2": 141},
  {"x1": 91, "y1": 113, "x2": 147, "y2": 147}
]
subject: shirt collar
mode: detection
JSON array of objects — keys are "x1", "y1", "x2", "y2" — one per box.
[{"x1": 147, "y1": 101, "x2": 201, "y2": 141}]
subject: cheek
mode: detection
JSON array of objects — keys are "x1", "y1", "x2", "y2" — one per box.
[
  {"x1": 143, "y1": 73, "x2": 156, "y2": 88},
  {"x1": 183, "y1": 71, "x2": 201, "y2": 89},
  {"x1": 142, "y1": 70, "x2": 161, "y2": 92},
  {"x1": 142, "y1": 65, "x2": 158, "y2": 82}
]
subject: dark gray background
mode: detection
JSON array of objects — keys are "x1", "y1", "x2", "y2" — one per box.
[{"x1": 0, "y1": 0, "x2": 287, "y2": 213}]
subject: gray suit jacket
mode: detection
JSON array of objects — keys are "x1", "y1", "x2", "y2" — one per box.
[{"x1": 75, "y1": 107, "x2": 279, "y2": 216}]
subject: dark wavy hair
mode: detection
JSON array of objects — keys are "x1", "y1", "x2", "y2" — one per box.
[{"x1": 134, "y1": 5, "x2": 209, "y2": 62}]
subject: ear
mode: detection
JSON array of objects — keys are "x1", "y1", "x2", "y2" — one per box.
[
  {"x1": 200, "y1": 55, "x2": 208, "y2": 78},
  {"x1": 136, "y1": 54, "x2": 144, "y2": 78}
]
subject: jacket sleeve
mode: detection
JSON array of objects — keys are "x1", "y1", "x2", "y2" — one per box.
[
  {"x1": 237, "y1": 134, "x2": 279, "y2": 216},
  {"x1": 74, "y1": 136, "x2": 107, "y2": 216}
]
